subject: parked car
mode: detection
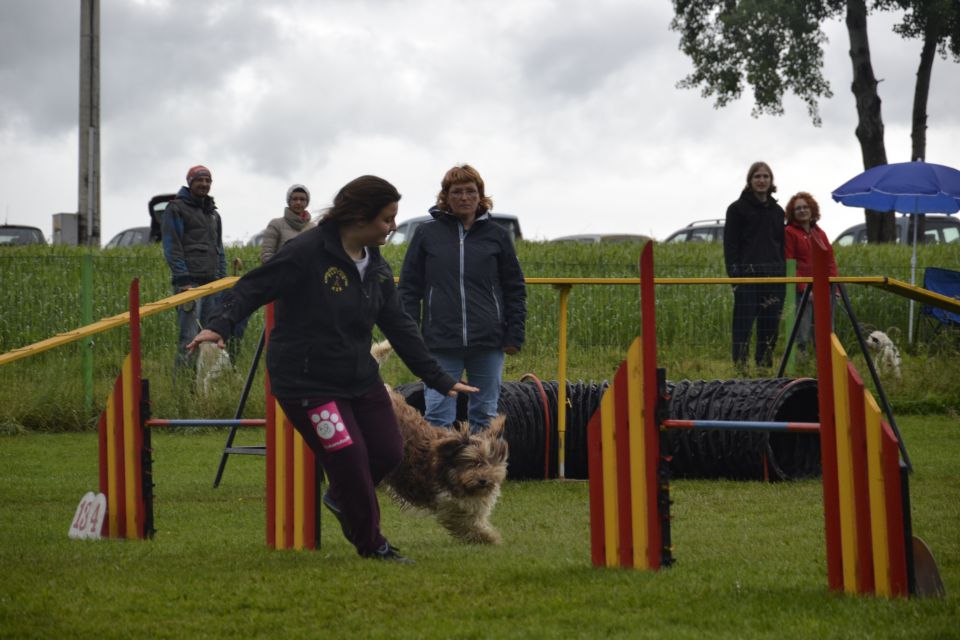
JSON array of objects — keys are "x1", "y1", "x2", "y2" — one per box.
[
  {"x1": 550, "y1": 233, "x2": 651, "y2": 244},
  {"x1": 388, "y1": 213, "x2": 523, "y2": 245},
  {"x1": 102, "y1": 193, "x2": 177, "y2": 249},
  {"x1": 104, "y1": 226, "x2": 152, "y2": 249},
  {"x1": 0, "y1": 224, "x2": 46, "y2": 246},
  {"x1": 148, "y1": 194, "x2": 176, "y2": 242},
  {"x1": 247, "y1": 230, "x2": 266, "y2": 247},
  {"x1": 664, "y1": 219, "x2": 725, "y2": 243},
  {"x1": 833, "y1": 214, "x2": 960, "y2": 246}
]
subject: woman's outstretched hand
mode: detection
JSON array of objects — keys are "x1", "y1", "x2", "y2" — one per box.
[
  {"x1": 448, "y1": 381, "x2": 479, "y2": 397},
  {"x1": 186, "y1": 329, "x2": 225, "y2": 352}
]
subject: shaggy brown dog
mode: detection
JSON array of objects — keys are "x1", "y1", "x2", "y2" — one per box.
[{"x1": 384, "y1": 390, "x2": 508, "y2": 544}]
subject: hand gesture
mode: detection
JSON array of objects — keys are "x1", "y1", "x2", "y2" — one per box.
[
  {"x1": 447, "y1": 381, "x2": 479, "y2": 397},
  {"x1": 186, "y1": 329, "x2": 225, "y2": 352}
]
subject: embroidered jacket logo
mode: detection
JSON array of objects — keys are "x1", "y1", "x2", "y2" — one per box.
[{"x1": 323, "y1": 267, "x2": 348, "y2": 293}]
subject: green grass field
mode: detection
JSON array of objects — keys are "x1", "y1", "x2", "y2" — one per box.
[
  {"x1": 1, "y1": 241, "x2": 958, "y2": 637},
  {"x1": 1, "y1": 241, "x2": 958, "y2": 431},
  {"x1": 1, "y1": 415, "x2": 958, "y2": 638}
]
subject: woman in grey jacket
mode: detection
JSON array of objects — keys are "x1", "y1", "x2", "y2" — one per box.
[{"x1": 259, "y1": 184, "x2": 317, "y2": 263}]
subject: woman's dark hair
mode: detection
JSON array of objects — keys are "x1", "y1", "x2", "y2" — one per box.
[{"x1": 321, "y1": 175, "x2": 401, "y2": 226}]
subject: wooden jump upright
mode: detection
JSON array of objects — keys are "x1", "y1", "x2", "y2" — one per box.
[
  {"x1": 96, "y1": 289, "x2": 321, "y2": 549},
  {"x1": 587, "y1": 239, "x2": 916, "y2": 598}
]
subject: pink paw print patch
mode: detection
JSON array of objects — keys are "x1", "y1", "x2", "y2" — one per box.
[{"x1": 307, "y1": 401, "x2": 354, "y2": 452}]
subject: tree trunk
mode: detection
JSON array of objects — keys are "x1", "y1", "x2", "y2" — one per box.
[
  {"x1": 911, "y1": 23, "x2": 939, "y2": 162},
  {"x1": 846, "y1": 0, "x2": 895, "y2": 243}
]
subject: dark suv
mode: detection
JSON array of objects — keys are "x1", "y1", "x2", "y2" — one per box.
[
  {"x1": 0, "y1": 224, "x2": 46, "y2": 246},
  {"x1": 103, "y1": 194, "x2": 176, "y2": 249},
  {"x1": 664, "y1": 219, "x2": 725, "y2": 243},
  {"x1": 833, "y1": 214, "x2": 960, "y2": 246}
]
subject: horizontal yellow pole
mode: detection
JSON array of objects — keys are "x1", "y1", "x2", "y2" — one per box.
[
  {"x1": 524, "y1": 276, "x2": 886, "y2": 285},
  {"x1": 4, "y1": 273, "x2": 958, "y2": 369},
  {"x1": 0, "y1": 278, "x2": 239, "y2": 367}
]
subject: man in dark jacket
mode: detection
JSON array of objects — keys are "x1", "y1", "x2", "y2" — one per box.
[
  {"x1": 161, "y1": 164, "x2": 227, "y2": 372},
  {"x1": 723, "y1": 161, "x2": 786, "y2": 370}
]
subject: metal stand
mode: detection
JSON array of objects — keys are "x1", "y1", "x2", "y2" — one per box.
[
  {"x1": 776, "y1": 284, "x2": 911, "y2": 471},
  {"x1": 212, "y1": 327, "x2": 267, "y2": 488}
]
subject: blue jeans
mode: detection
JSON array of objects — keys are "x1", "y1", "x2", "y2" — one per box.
[{"x1": 424, "y1": 348, "x2": 504, "y2": 431}]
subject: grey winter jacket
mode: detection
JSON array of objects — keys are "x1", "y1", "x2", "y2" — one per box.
[
  {"x1": 260, "y1": 208, "x2": 316, "y2": 263},
  {"x1": 161, "y1": 187, "x2": 227, "y2": 288}
]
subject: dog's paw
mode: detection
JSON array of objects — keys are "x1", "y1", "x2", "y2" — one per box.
[{"x1": 454, "y1": 525, "x2": 502, "y2": 545}]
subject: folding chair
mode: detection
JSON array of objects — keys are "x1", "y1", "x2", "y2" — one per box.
[{"x1": 920, "y1": 267, "x2": 960, "y2": 339}]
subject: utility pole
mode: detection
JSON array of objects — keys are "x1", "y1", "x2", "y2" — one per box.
[{"x1": 78, "y1": 0, "x2": 100, "y2": 246}]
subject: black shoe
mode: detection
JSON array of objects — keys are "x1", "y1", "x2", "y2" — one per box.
[
  {"x1": 322, "y1": 492, "x2": 351, "y2": 540},
  {"x1": 368, "y1": 542, "x2": 414, "y2": 564}
]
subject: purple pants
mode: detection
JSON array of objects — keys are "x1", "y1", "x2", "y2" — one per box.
[{"x1": 278, "y1": 383, "x2": 402, "y2": 556}]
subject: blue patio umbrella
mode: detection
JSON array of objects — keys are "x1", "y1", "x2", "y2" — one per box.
[{"x1": 832, "y1": 160, "x2": 960, "y2": 343}]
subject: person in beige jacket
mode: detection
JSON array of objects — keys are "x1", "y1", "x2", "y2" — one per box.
[{"x1": 260, "y1": 184, "x2": 317, "y2": 263}]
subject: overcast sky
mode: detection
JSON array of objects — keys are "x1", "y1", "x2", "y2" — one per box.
[{"x1": 1, "y1": 0, "x2": 958, "y2": 246}]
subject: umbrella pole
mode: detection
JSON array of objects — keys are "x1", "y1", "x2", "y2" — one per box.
[{"x1": 908, "y1": 213, "x2": 920, "y2": 345}]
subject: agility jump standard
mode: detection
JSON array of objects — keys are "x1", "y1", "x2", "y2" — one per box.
[
  {"x1": 588, "y1": 240, "x2": 922, "y2": 598},
  {"x1": 96, "y1": 283, "x2": 321, "y2": 550}
]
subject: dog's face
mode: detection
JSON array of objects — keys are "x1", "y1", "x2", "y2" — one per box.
[
  {"x1": 866, "y1": 330, "x2": 893, "y2": 351},
  {"x1": 432, "y1": 417, "x2": 508, "y2": 498}
]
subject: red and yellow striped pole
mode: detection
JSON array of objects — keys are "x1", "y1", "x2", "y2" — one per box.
[
  {"x1": 813, "y1": 239, "x2": 911, "y2": 597},
  {"x1": 264, "y1": 303, "x2": 321, "y2": 550},
  {"x1": 588, "y1": 242, "x2": 667, "y2": 570},
  {"x1": 97, "y1": 279, "x2": 147, "y2": 539}
]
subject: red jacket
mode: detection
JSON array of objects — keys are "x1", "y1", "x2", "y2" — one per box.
[{"x1": 784, "y1": 222, "x2": 838, "y2": 291}]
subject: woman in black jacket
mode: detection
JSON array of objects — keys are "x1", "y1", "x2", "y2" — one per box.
[
  {"x1": 188, "y1": 175, "x2": 477, "y2": 564},
  {"x1": 399, "y1": 165, "x2": 526, "y2": 432}
]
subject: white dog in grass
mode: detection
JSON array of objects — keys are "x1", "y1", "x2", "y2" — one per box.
[
  {"x1": 196, "y1": 342, "x2": 231, "y2": 394},
  {"x1": 866, "y1": 330, "x2": 902, "y2": 379}
]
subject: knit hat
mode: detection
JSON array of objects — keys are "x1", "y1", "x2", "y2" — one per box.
[
  {"x1": 186, "y1": 165, "x2": 212, "y2": 186},
  {"x1": 286, "y1": 184, "x2": 310, "y2": 205}
]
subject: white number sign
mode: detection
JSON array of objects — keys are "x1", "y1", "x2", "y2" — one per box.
[{"x1": 68, "y1": 491, "x2": 107, "y2": 540}]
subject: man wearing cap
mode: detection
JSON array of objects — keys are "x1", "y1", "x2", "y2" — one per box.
[
  {"x1": 162, "y1": 164, "x2": 227, "y2": 372},
  {"x1": 259, "y1": 184, "x2": 316, "y2": 263}
]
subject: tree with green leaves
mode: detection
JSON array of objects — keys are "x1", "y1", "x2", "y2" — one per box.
[{"x1": 670, "y1": 0, "x2": 959, "y2": 243}]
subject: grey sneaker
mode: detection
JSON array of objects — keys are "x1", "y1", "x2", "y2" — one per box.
[
  {"x1": 322, "y1": 492, "x2": 351, "y2": 540},
  {"x1": 369, "y1": 542, "x2": 414, "y2": 564}
]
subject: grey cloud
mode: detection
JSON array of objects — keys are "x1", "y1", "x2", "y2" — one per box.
[
  {"x1": 517, "y1": 4, "x2": 667, "y2": 98},
  {"x1": 0, "y1": 0, "x2": 80, "y2": 136}
]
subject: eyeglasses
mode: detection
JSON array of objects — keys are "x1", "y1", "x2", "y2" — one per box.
[
  {"x1": 448, "y1": 189, "x2": 479, "y2": 199},
  {"x1": 794, "y1": 205, "x2": 811, "y2": 211}
]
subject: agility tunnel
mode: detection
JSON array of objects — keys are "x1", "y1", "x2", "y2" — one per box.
[{"x1": 394, "y1": 376, "x2": 821, "y2": 482}]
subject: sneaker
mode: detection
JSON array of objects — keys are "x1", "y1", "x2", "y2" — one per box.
[
  {"x1": 368, "y1": 542, "x2": 414, "y2": 564},
  {"x1": 322, "y1": 492, "x2": 351, "y2": 540}
]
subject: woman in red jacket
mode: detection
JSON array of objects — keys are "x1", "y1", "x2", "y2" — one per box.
[{"x1": 784, "y1": 192, "x2": 839, "y2": 353}]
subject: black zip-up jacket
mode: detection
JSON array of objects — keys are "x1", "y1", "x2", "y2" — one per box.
[
  {"x1": 206, "y1": 220, "x2": 457, "y2": 400},
  {"x1": 723, "y1": 190, "x2": 786, "y2": 278},
  {"x1": 398, "y1": 207, "x2": 526, "y2": 351}
]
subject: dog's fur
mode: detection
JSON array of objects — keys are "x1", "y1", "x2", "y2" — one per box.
[
  {"x1": 866, "y1": 330, "x2": 902, "y2": 379},
  {"x1": 196, "y1": 342, "x2": 231, "y2": 394},
  {"x1": 384, "y1": 389, "x2": 509, "y2": 545}
]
